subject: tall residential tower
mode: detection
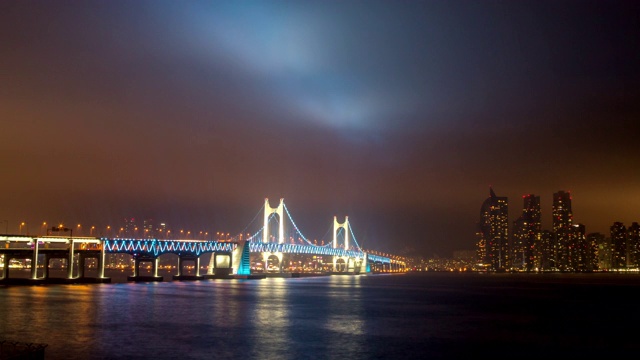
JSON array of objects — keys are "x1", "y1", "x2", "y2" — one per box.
[
  {"x1": 479, "y1": 187, "x2": 509, "y2": 271},
  {"x1": 511, "y1": 194, "x2": 541, "y2": 271},
  {"x1": 552, "y1": 191, "x2": 573, "y2": 270}
]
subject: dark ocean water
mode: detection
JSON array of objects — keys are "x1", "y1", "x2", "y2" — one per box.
[{"x1": 2, "y1": 271, "x2": 640, "y2": 359}]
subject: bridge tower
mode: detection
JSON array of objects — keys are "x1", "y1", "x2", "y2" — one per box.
[
  {"x1": 332, "y1": 216, "x2": 358, "y2": 272},
  {"x1": 332, "y1": 216, "x2": 349, "y2": 250},
  {"x1": 331, "y1": 216, "x2": 368, "y2": 273},
  {"x1": 263, "y1": 198, "x2": 284, "y2": 244},
  {"x1": 263, "y1": 198, "x2": 284, "y2": 272}
]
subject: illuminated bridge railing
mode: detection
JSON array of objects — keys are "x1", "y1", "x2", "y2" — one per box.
[
  {"x1": 249, "y1": 242, "x2": 365, "y2": 259},
  {"x1": 365, "y1": 253, "x2": 391, "y2": 264},
  {"x1": 102, "y1": 239, "x2": 236, "y2": 257}
]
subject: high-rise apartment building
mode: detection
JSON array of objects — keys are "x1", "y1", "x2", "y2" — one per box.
[
  {"x1": 537, "y1": 230, "x2": 555, "y2": 271},
  {"x1": 511, "y1": 194, "x2": 541, "y2": 271},
  {"x1": 570, "y1": 224, "x2": 587, "y2": 271},
  {"x1": 552, "y1": 191, "x2": 573, "y2": 270},
  {"x1": 627, "y1": 222, "x2": 640, "y2": 268},
  {"x1": 585, "y1": 232, "x2": 603, "y2": 271},
  {"x1": 123, "y1": 217, "x2": 137, "y2": 238},
  {"x1": 142, "y1": 218, "x2": 154, "y2": 238},
  {"x1": 610, "y1": 222, "x2": 627, "y2": 269},
  {"x1": 479, "y1": 187, "x2": 509, "y2": 271}
]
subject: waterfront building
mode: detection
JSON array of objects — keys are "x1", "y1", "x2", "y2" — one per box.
[
  {"x1": 570, "y1": 224, "x2": 587, "y2": 271},
  {"x1": 123, "y1": 217, "x2": 137, "y2": 238},
  {"x1": 143, "y1": 218, "x2": 154, "y2": 238},
  {"x1": 585, "y1": 232, "x2": 603, "y2": 271},
  {"x1": 536, "y1": 230, "x2": 555, "y2": 271},
  {"x1": 610, "y1": 222, "x2": 627, "y2": 269},
  {"x1": 511, "y1": 194, "x2": 541, "y2": 271},
  {"x1": 475, "y1": 229, "x2": 486, "y2": 269},
  {"x1": 478, "y1": 187, "x2": 509, "y2": 271},
  {"x1": 552, "y1": 191, "x2": 573, "y2": 271},
  {"x1": 627, "y1": 222, "x2": 640, "y2": 268}
]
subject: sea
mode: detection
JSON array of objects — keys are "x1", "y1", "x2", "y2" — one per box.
[{"x1": 1, "y1": 270, "x2": 640, "y2": 360}]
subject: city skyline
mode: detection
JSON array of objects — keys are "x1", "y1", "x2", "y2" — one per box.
[{"x1": 1, "y1": 0, "x2": 638, "y2": 257}]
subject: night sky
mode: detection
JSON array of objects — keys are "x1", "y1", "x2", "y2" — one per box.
[{"x1": 1, "y1": 0, "x2": 638, "y2": 257}]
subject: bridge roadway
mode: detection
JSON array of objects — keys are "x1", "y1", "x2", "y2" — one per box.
[{"x1": 0, "y1": 235, "x2": 406, "y2": 285}]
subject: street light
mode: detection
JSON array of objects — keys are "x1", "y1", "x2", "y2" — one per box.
[
  {"x1": 41, "y1": 222, "x2": 47, "y2": 235},
  {"x1": 19, "y1": 222, "x2": 26, "y2": 235},
  {"x1": 90, "y1": 226, "x2": 95, "y2": 236},
  {"x1": 77, "y1": 224, "x2": 82, "y2": 236}
]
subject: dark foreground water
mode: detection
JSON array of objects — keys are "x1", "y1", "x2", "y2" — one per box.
[{"x1": 2, "y1": 271, "x2": 640, "y2": 360}]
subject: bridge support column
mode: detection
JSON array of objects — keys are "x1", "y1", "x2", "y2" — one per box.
[
  {"x1": 31, "y1": 239, "x2": 39, "y2": 279},
  {"x1": 99, "y1": 244, "x2": 106, "y2": 278},
  {"x1": 2, "y1": 254, "x2": 9, "y2": 279},
  {"x1": 128, "y1": 257, "x2": 163, "y2": 282},
  {"x1": 153, "y1": 258, "x2": 159, "y2": 278},
  {"x1": 173, "y1": 256, "x2": 203, "y2": 281},
  {"x1": 78, "y1": 253, "x2": 86, "y2": 278},
  {"x1": 133, "y1": 258, "x2": 140, "y2": 277},
  {"x1": 43, "y1": 254, "x2": 51, "y2": 279},
  {"x1": 67, "y1": 239, "x2": 74, "y2": 279},
  {"x1": 207, "y1": 253, "x2": 214, "y2": 275},
  {"x1": 203, "y1": 252, "x2": 234, "y2": 278},
  {"x1": 348, "y1": 257, "x2": 357, "y2": 273},
  {"x1": 176, "y1": 257, "x2": 183, "y2": 277},
  {"x1": 359, "y1": 254, "x2": 368, "y2": 274}
]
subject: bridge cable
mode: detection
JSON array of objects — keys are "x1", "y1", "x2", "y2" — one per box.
[
  {"x1": 348, "y1": 222, "x2": 363, "y2": 251},
  {"x1": 236, "y1": 203, "x2": 265, "y2": 239}
]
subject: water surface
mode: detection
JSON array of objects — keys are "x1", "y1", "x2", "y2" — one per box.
[{"x1": 2, "y1": 272, "x2": 640, "y2": 359}]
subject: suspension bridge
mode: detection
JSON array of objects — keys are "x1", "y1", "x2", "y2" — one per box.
[{"x1": 0, "y1": 198, "x2": 406, "y2": 284}]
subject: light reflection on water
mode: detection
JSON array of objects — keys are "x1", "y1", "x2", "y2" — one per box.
[
  {"x1": 2, "y1": 272, "x2": 640, "y2": 359},
  {"x1": 325, "y1": 276, "x2": 366, "y2": 359},
  {"x1": 253, "y1": 279, "x2": 290, "y2": 357}
]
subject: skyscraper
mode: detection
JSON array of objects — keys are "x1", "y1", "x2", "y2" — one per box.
[
  {"x1": 627, "y1": 222, "x2": 640, "y2": 268},
  {"x1": 610, "y1": 222, "x2": 627, "y2": 269},
  {"x1": 537, "y1": 230, "x2": 555, "y2": 271},
  {"x1": 124, "y1": 217, "x2": 137, "y2": 238},
  {"x1": 511, "y1": 194, "x2": 541, "y2": 271},
  {"x1": 479, "y1": 187, "x2": 509, "y2": 271},
  {"x1": 585, "y1": 232, "x2": 603, "y2": 271},
  {"x1": 552, "y1": 191, "x2": 573, "y2": 270},
  {"x1": 570, "y1": 224, "x2": 587, "y2": 271}
]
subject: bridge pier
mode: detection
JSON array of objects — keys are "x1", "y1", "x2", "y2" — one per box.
[
  {"x1": 1, "y1": 254, "x2": 10, "y2": 280},
  {"x1": 332, "y1": 256, "x2": 349, "y2": 273},
  {"x1": 359, "y1": 254, "x2": 368, "y2": 274},
  {"x1": 31, "y1": 239, "x2": 39, "y2": 279},
  {"x1": 127, "y1": 256, "x2": 162, "y2": 282},
  {"x1": 43, "y1": 253, "x2": 51, "y2": 279},
  {"x1": 263, "y1": 252, "x2": 283, "y2": 272},
  {"x1": 203, "y1": 252, "x2": 234, "y2": 278},
  {"x1": 77, "y1": 251, "x2": 108, "y2": 282},
  {"x1": 173, "y1": 255, "x2": 203, "y2": 281}
]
